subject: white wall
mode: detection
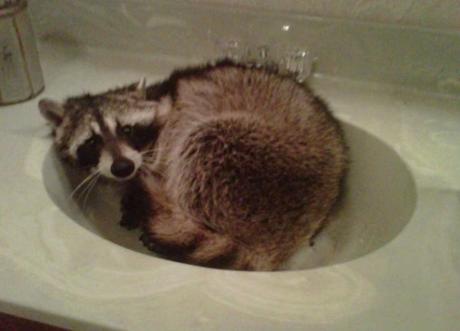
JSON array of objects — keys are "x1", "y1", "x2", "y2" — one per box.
[
  {"x1": 28, "y1": 0, "x2": 460, "y2": 96},
  {"x1": 189, "y1": 0, "x2": 460, "y2": 31}
]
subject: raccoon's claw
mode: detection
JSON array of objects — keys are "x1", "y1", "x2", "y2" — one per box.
[{"x1": 140, "y1": 232, "x2": 156, "y2": 251}]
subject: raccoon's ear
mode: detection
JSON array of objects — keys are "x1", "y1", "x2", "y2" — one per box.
[
  {"x1": 135, "y1": 77, "x2": 147, "y2": 99},
  {"x1": 39, "y1": 98, "x2": 64, "y2": 127}
]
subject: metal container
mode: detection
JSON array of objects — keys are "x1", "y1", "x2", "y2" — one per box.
[{"x1": 0, "y1": 0, "x2": 44, "y2": 105}]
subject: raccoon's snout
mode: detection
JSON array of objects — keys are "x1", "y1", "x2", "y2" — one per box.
[{"x1": 111, "y1": 157, "x2": 135, "y2": 179}]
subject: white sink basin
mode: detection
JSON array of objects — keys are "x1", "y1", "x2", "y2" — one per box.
[{"x1": 42, "y1": 121, "x2": 417, "y2": 270}]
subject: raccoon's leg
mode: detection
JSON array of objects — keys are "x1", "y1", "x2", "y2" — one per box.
[
  {"x1": 120, "y1": 178, "x2": 152, "y2": 230},
  {"x1": 140, "y1": 210, "x2": 200, "y2": 259},
  {"x1": 140, "y1": 211, "x2": 242, "y2": 269},
  {"x1": 187, "y1": 233, "x2": 238, "y2": 269}
]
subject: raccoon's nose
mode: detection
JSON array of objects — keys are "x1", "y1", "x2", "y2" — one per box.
[{"x1": 111, "y1": 158, "x2": 135, "y2": 178}]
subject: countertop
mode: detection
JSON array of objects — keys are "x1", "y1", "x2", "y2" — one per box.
[{"x1": 0, "y1": 41, "x2": 459, "y2": 331}]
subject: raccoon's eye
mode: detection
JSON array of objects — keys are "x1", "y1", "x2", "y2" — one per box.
[
  {"x1": 87, "y1": 136, "x2": 98, "y2": 145},
  {"x1": 121, "y1": 125, "x2": 133, "y2": 136},
  {"x1": 120, "y1": 123, "x2": 159, "y2": 150},
  {"x1": 84, "y1": 134, "x2": 102, "y2": 147}
]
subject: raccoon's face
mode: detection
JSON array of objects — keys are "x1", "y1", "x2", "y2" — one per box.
[{"x1": 39, "y1": 81, "x2": 171, "y2": 181}]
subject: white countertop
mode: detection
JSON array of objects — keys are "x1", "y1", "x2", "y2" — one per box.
[{"x1": 0, "y1": 41, "x2": 459, "y2": 331}]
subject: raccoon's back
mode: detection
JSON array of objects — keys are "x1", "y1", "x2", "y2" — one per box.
[
  {"x1": 158, "y1": 64, "x2": 346, "y2": 164},
  {"x1": 160, "y1": 64, "x2": 347, "y2": 249}
]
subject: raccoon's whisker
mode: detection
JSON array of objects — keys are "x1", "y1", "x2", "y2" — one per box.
[
  {"x1": 140, "y1": 148, "x2": 156, "y2": 155},
  {"x1": 141, "y1": 148, "x2": 160, "y2": 158},
  {"x1": 140, "y1": 164, "x2": 165, "y2": 179},
  {"x1": 142, "y1": 156, "x2": 160, "y2": 167},
  {"x1": 142, "y1": 144, "x2": 163, "y2": 154},
  {"x1": 141, "y1": 154, "x2": 154, "y2": 160},
  {"x1": 141, "y1": 158, "x2": 157, "y2": 167},
  {"x1": 74, "y1": 172, "x2": 100, "y2": 207},
  {"x1": 140, "y1": 146, "x2": 158, "y2": 154},
  {"x1": 79, "y1": 172, "x2": 99, "y2": 199},
  {"x1": 68, "y1": 171, "x2": 100, "y2": 201},
  {"x1": 82, "y1": 173, "x2": 101, "y2": 211}
]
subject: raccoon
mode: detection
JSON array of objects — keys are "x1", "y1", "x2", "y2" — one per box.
[
  {"x1": 138, "y1": 60, "x2": 348, "y2": 271},
  {"x1": 39, "y1": 80, "x2": 171, "y2": 229}
]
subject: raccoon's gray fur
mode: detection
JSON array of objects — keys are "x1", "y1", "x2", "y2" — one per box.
[{"x1": 140, "y1": 60, "x2": 348, "y2": 271}]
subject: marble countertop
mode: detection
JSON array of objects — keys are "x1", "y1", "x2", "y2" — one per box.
[{"x1": 0, "y1": 41, "x2": 459, "y2": 331}]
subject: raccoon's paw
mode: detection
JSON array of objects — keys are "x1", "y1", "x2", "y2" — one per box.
[
  {"x1": 139, "y1": 228, "x2": 202, "y2": 258},
  {"x1": 140, "y1": 229, "x2": 239, "y2": 269},
  {"x1": 140, "y1": 212, "x2": 240, "y2": 269},
  {"x1": 187, "y1": 235, "x2": 237, "y2": 269},
  {"x1": 140, "y1": 212, "x2": 204, "y2": 260},
  {"x1": 139, "y1": 232, "x2": 156, "y2": 251}
]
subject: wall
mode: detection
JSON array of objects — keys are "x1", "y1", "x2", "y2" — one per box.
[
  {"x1": 27, "y1": 0, "x2": 460, "y2": 97},
  {"x1": 187, "y1": 0, "x2": 460, "y2": 31}
]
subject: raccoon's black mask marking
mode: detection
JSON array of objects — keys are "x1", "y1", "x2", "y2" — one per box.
[
  {"x1": 77, "y1": 134, "x2": 104, "y2": 168},
  {"x1": 118, "y1": 122, "x2": 160, "y2": 151}
]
